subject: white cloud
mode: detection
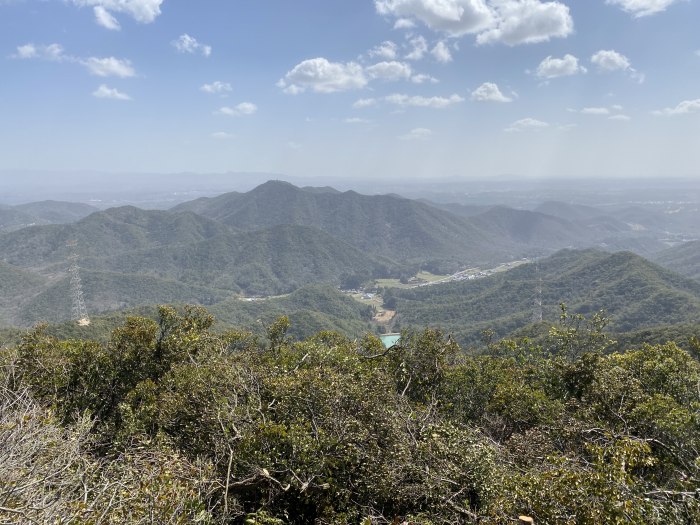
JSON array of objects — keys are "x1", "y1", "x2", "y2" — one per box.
[
  {"x1": 581, "y1": 107, "x2": 610, "y2": 115},
  {"x1": 365, "y1": 61, "x2": 412, "y2": 81},
  {"x1": 695, "y1": 49, "x2": 700, "y2": 57},
  {"x1": 211, "y1": 131, "x2": 236, "y2": 139},
  {"x1": 394, "y1": 17, "x2": 417, "y2": 29},
  {"x1": 12, "y1": 43, "x2": 139, "y2": 82},
  {"x1": 12, "y1": 43, "x2": 139, "y2": 81},
  {"x1": 536, "y1": 54, "x2": 586, "y2": 78},
  {"x1": 399, "y1": 127, "x2": 433, "y2": 140},
  {"x1": 279, "y1": 58, "x2": 367, "y2": 94},
  {"x1": 411, "y1": 73, "x2": 439, "y2": 84},
  {"x1": 606, "y1": 0, "x2": 683, "y2": 17},
  {"x1": 377, "y1": 0, "x2": 573, "y2": 46},
  {"x1": 376, "y1": 0, "x2": 494, "y2": 37},
  {"x1": 172, "y1": 34, "x2": 212, "y2": 57},
  {"x1": 477, "y1": 0, "x2": 574, "y2": 46},
  {"x1": 13, "y1": 44, "x2": 38, "y2": 59},
  {"x1": 216, "y1": 102, "x2": 257, "y2": 117},
  {"x1": 652, "y1": 99, "x2": 700, "y2": 116},
  {"x1": 288, "y1": 141, "x2": 303, "y2": 150},
  {"x1": 369, "y1": 40, "x2": 399, "y2": 60},
  {"x1": 431, "y1": 41, "x2": 453, "y2": 63},
  {"x1": 82, "y1": 57, "x2": 135, "y2": 77},
  {"x1": 12, "y1": 43, "x2": 65, "y2": 61},
  {"x1": 386, "y1": 93, "x2": 464, "y2": 108},
  {"x1": 345, "y1": 117, "x2": 371, "y2": 124},
  {"x1": 470, "y1": 82, "x2": 512, "y2": 102},
  {"x1": 70, "y1": 0, "x2": 164, "y2": 25},
  {"x1": 505, "y1": 117, "x2": 549, "y2": 132},
  {"x1": 92, "y1": 84, "x2": 131, "y2": 100},
  {"x1": 405, "y1": 35, "x2": 429, "y2": 60},
  {"x1": 94, "y1": 6, "x2": 120, "y2": 30},
  {"x1": 201, "y1": 81, "x2": 232, "y2": 94},
  {"x1": 353, "y1": 98, "x2": 378, "y2": 108},
  {"x1": 591, "y1": 49, "x2": 643, "y2": 82},
  {"x1": 611, "y1": 104, "x2": 624, "y2": 111},
  {"x1": 591, "y1": 49, "x2": 631, "y2": 72},
  {"x1": 608, "y1": 114, "x2": 631, "y2": 121}
]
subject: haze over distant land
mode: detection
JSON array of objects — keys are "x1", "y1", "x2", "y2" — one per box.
[
  {"x1": 2, "y1": 171, "x2": 700, "y2": 209},
  {"x1": 2, "y1": 1, "x2": 699, "y2": 179}
]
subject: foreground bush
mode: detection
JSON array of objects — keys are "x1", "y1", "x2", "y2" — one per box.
[{"x1": 2, "y1": 306, "x2": 699, "y2": 523}]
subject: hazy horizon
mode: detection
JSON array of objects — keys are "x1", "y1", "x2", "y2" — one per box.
[{"x1": 2, "y1": 169, "x2": 700, "y2": 209}]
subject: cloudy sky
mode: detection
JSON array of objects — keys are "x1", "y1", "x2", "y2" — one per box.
[{"x1": 1, "y1": 0, "x2": 699, "y2": 180}]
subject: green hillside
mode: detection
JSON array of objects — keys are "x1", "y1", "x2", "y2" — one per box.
[
  {"x1": 652, "y1": 240, "x2": 700, "y2": 281},
  {"x1": 14, "y1": 200, "x2": 100, "y2": 224},
  {"x1": 12, "y1": 284, "x2": 373, "y2": 342},
  {"x1": 173, "y1": 180, "x2": 505, "y2": 267},
  {"x1": 388, "y1": 249, "x2": 700, "y2": 345},
  {"x1": 534, "y1": 200, "x2": 635, "y2": 235},
  {"x1": 0, "y1": 206, "x2": 43, "y2": 232},
  {"x1": 0, "y1": 206, "x2": 233, "y2": 267},
  {"x1": 210, "y1": 284, "x2": 374, "y2": 339},
  {"x1": 0, "y1": 205, "x2": 398, "y2": 298},
  {"x1": 173, "y1": 181, "x2": 677, "y2": 271},
  {"x1": 12, "y1": 269, "x2": 230, "y2": 326},
  {"x1": 78, "y1": 224, "x2": 399, "y2": 295},
  {"x1": 0, "y1": 262, "x2": 48, "y2": 327},
  {"x1": 534, "y1": 200, "x2": 606, "y2": 222},
  {"x1": 468, "y1": 205, "x2": 592, "y2": 246}
]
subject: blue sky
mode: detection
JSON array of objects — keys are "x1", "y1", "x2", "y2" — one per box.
[{"x1": 1, "y1": 0, "x2": 699, "y2": 180}]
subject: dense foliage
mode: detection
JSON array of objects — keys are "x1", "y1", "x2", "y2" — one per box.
[
  {"x1": 0, "y1": 205, "x2": 397, "y2": 319},
  {"x1": 2, "y1": 304, "x2": 699, "y2": 524}
]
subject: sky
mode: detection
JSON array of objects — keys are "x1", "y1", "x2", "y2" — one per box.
[{"x1": 1, "y1": 0, "x2": 699, "y2": 181}]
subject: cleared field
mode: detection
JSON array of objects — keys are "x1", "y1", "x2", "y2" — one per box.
[{"x1": 375, "y1": 271, "x2": 450, "y2": 289}]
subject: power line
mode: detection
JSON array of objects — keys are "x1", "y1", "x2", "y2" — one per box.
[{"x1": 66, "y1": 240, "x2": 90, "y2": 326}]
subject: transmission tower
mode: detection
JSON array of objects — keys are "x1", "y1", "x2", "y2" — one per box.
[
  {"x1": 66, "y1": 240, "x2": 90, "y2": 326},
  {"x1": 531, "y1": 259, "x2": 543, "y2": 324}
]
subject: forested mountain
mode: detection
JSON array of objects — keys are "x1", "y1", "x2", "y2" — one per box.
[
  {"x1": 0, "y1": 200, "x2": 99, "y2": 232},
  {"x1": 418, "y1": 200, "x2": 492, "y2": 218},
  {"x1": 13, "y1": 200, "x2": 100, "y2": 224},
  {"x1": 172, "y1": 181, "x2": 607, "y2": 269},
  {"x1": 1, "y1": 182, "x2": 695, "y2": 331},
  {"x1": 0, "y1": 261, "x2": 48, "y2": 327},
  {"x1": 467, "y1": 206, "x2": 592, "y2": 246},
  {"x1": 0, "y1": 204, "x2": 397, "y2": 325},
  {"x1": 534, "y1": 200, "x2": 605, "y2": 222},
  {"x1": 0, "y1": 284, "x2": 373, "y2": 344},
  {"x1": 606, "y1": 205, "x2": 700, "y2": 236},
  {"x1": 652, "y1": 240, "x2": 700, "y2": 281},
  {"x1": 12, "y1": 269, "x2": 230, "y2": 326},
  {"x1": 173, "y1": 180, "x2": 500, "y2": 266},
  {"x1": 76, "y1": 224, "x2": 398, "y2": 295},
  {"x1": 534, "y1": 200, "x2": 634, "y2": 235},
  {"x1": 0, "y1": 206, "x2": 232, "y2": 267},
  {"x1": 209, "y1": 284, "x2": 374, "y2": 339},
  {"x1": 387, "y1": 249, "x2": 700, "y2": 345},
  {"x1": 0, "y1": 205, "x2": 40, "y2": 232}
]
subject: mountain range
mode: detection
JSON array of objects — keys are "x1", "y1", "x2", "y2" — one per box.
[{"x1": 1, "y1": 180, "x2": 699, "y2": 329}]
